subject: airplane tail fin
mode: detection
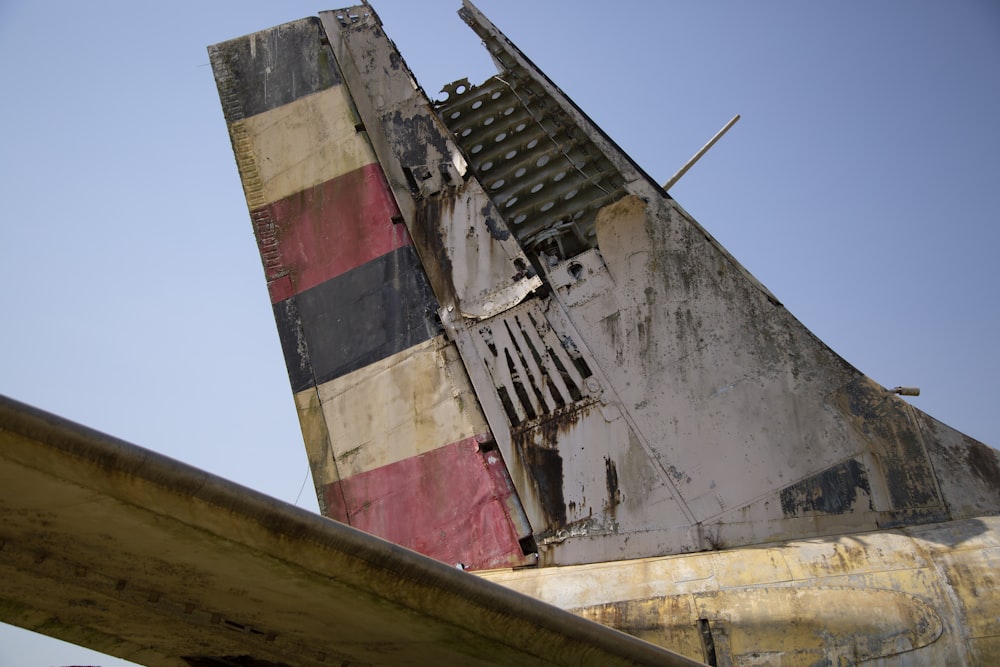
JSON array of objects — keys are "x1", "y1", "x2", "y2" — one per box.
[
  {"x1": 208, "y1": 16, "x2": 535, "y2": 570},
  {"x1": 211, "y1": 5, "x2": 1000, "y2": 570}
]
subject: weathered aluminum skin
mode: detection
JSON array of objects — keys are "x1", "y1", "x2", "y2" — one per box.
[
  {"x1": 209, "y1": 1, "x2": 1000, "y2": 570},
  {"x1": 0, "y1": 394, "x2": 698, "y2": 667},
  {"x1": 217, "y1": 2, "x2": 998, "y2": 662},
  {"x1": 2, "y1": 2, "x2": 998, "y2": 665},
  {"x1": 320, "y1": 9, "x2": 542, "y2": 321},
  {"x1": 417, "y1": 1, "x2": 1000, "y2": 565},
  {"x1": 209, "y1": 14, "x2": 536, "y2": 570},
  {"x1": 482, "y1": 516, "x2": 1000, "y2": 665}
]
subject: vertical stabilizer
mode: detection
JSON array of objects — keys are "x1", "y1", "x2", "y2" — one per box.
[
  {"x1": 209, "y1": 16, "x2": 535, "y2": 570},
  {"x1": 211, "y1": 5, "x2": 999, "y2": 570}
]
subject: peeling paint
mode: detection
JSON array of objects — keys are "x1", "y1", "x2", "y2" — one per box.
[
  {"x1": 605, "y1": 457, "x2": 621, "y2": 510},
  {"x1": 480, "y1": 202, "x2": 510, "y2": 241},
  {"x1": 483, "y1": 517, "x2": 1000, "y2": 664},
  {"x1": 221, "y1": 3, "x2": 1000, "y2": 652},
  {"x1": 779, "y1": 459, "x2": 873, "y2": 517},
  {"x1": 513, "y1": 427, "x2": 567, "y2": 530},
  {"x1": 966, "y1": 438, "x2": 1000, "y2": 488}
]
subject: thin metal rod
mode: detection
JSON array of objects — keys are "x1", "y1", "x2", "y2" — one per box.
[{"x1": 663, "y1": 114, "x2": 740, "y2": 191}]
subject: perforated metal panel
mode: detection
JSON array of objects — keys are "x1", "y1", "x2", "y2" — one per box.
[{"x1": 436, "y1": 77, "x2": 627, "y2": 261}]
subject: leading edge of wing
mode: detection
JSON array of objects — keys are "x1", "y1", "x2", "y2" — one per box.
[{"x1": 0, "y1": 394, "x2": 702, "y2": 667}]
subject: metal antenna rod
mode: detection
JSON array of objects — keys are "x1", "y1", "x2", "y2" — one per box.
[{"x1": 663, "y1": 114, "x2": 740, "y2": 191}]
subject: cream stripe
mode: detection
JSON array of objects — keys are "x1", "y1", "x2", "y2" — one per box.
[
  {"x1": 292, "y1": 387, "x2": 341, "y2": 487},
  {"x1": 295, "y1": 335, "x2": 488, "y2": 481},
  {"x1": 233, "y1": 86, "x2": 377, "y2": 207}
]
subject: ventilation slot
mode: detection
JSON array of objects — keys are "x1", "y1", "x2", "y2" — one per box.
[{"x1": 474, "y1": 301, "x2": 591, "y2": 426}]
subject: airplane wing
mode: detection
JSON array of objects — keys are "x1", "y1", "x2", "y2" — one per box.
[{"x1": 0, "y1": 394, "x2": 702, "y2": 667}]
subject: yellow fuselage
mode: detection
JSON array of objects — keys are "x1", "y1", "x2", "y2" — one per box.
[{"x1": 482, "y1": 516, "x2": 1000, "y2": 665}]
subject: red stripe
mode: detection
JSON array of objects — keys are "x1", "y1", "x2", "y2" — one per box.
[
  {"x1": 321, "y1": 437, "x2": 534, "y2": 571},
  {"x1": 252, "y1": 163, "x2": 407, "y2": 303}
]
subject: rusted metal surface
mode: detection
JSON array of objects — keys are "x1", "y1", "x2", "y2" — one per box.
[
  {"x1": 209, "y1": 0, "x2": 1000, "y2": 572},
  {"x1": 213, "y1": 2, "x2": 999, "y2": 660},
  {"x1": 0, "y1": 394, "x2": 701, "y2": 667},
  {"x1": 526, "y1": 189, "x2": 999, "y2": 559},
  {"x1": 3, "y1": 2, "x2": 999, "y2": 665}
]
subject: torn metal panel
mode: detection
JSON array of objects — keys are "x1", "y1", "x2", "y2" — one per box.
[
  {"x1": 431, "y1": 3, "x2": 999, "y2": 566},
  {"x1": 413, "y1": 184, "x2": 542, "y2": 319},
  {"x1": 319, "y1": 8, "x2": 541, "y2": 320},
  {"x1": 456, "y1": 4, "x2": 653, "y2": 204},
  {"x1": 469, "y1": 299, "x2": 593, "y2": 426},
  {"x1": 449, "y1": 290, "x2": 701, "y2": 564},
  {"x1": 446, "y1": 48, "x2": 1000, "y2": 552},
  {"x1": 217, "y1": 0, "x2": 999, "y2": 573},
  {"x1": 437, "y1": 76, "x2": 628, "y2": 260},
  {"x1": 456, "y1": 0, "x2": 779, "y2": 306}
]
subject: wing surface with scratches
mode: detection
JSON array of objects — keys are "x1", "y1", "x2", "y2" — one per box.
[{"x1": 0, "y1": 394, "x2": 700, "y2": 667}]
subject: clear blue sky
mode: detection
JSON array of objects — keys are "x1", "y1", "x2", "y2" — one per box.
[{"x1": 1, "y1": 1, "x2": 997, "y2": 664}]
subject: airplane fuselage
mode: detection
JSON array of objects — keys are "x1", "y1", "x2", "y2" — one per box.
[{"x1": 482, "y1": 516, "x2": 1000, "y2": 665}]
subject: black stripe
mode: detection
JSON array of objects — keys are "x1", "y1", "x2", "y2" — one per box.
[
  {"x1": 274, "y1": 246, "x2": 442, "y2": 393},
  {"x1": 209, "y1": 17, "x2": 342, "y2": 122}
]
